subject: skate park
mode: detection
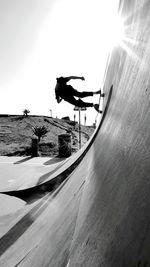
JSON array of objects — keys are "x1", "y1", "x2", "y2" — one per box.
[{"x1": 1, "y1": 0, "x2": 150, "y2": 266}]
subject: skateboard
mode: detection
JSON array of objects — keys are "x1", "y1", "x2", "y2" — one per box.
[{"x1": 95, "y1": 90, "x2": 105, "y2": 113}]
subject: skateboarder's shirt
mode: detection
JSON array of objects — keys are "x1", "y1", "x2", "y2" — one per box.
[{"x1": 55, "y1": 77, "x2": 77, "y2": 98}]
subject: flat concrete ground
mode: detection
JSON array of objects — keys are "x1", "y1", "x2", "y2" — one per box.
[{"x1": 0, "y1": 156, "x2": 66, "y2": 192}]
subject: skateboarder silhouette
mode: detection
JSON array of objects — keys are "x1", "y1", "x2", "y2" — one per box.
[{"x1": 55, "y1": 76, "x2": 104, "y2": 112}]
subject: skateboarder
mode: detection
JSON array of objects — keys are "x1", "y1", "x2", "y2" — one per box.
[{"x1": 55, "y1": 76, "x2": 103, "y2": 112}]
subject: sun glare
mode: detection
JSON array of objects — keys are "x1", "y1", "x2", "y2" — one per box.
[
  {"x1": 111, "y1": 16, "x2": 125, "y2": 46},
  {"x1": 105, "y1": 13, "x2": 126, "y2": 50}
]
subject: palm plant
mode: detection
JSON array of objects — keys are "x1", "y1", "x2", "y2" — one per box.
[{"x1": 32, "y1": 125, "x2": 48, "y2": 142}]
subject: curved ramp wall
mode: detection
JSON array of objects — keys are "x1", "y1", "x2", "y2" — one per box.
[{"x1": 68, "y1": 0, "x2": 150, "y2": 266}]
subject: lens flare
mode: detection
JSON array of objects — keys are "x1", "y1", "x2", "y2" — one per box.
[
  {"x1": 111, "y1": 16, "x2": 125, "y2": 46},
  {"x1": 105, "y1": 13, "x2": 126, "y2": 50}
]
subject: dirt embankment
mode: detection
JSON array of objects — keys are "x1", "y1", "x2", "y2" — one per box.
[{"x1": 0, "y1": 115, "x2": 95, "y2": 157}]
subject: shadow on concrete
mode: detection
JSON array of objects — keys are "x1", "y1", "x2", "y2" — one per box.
[
  {"x1": 36, "y1": 161, "x2": 67, "y2": 185},
  {"x1": 14, "y1": 156, "x2": 32, "y2": 165},
  {"x1": 43, "y1": 156, "x2": 66, "y2": 165}
]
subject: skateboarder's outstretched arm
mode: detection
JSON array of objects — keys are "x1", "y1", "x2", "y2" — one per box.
[{"x1": 65, "y1": 76, "x2": 85, "y2": 82}]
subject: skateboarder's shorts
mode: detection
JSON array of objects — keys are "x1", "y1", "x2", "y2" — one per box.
[{"x1": 59, "y1": 85, "x2": 78, "y2": 98}]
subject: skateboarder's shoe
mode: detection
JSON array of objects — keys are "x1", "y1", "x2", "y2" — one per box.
[
  {"x1": 100, "y1": 93, "x2": 105, "y2": 97},
  {"x1": 95, "y1": 90, "x2": 105, "y2": 97},
  {"x1": 94, "y1": 104, "x2": 102, "y2": 113}
]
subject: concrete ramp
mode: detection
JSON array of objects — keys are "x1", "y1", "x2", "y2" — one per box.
[
  {"x1": 68, "y1": 0, "x2": 150, "y2": 266},
  {"x1": 1, "y1": 0, "x2": 150, "y2": 266}
]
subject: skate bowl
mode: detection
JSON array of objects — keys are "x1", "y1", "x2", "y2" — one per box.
[{"x1": 1, "y1": 0, "x2": 150, "y2": 266}]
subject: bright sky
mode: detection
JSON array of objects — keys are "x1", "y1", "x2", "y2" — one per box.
[{"x1": 0, "y1": 0, "x2": 121, "y2": 125}]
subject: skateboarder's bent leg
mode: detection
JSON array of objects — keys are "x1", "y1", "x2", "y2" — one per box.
[
  {"x1": 63, "y1": 95, "x2": 94, "y2": 108},
  {"x1": 77, "y1": 99, "x2": 102, "y2": 112},
  {"x1": 72, "y1": 89, "x2": 102, "y2": 98},
  {"x1": 73, "y1": 91, "x2": 94, "y2": 98},
  {"x1": 77, "y1": 98, "x2": 93, "y2": 108}
]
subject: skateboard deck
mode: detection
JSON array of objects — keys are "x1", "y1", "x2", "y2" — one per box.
[{"x1": 97, "y1": 90, "x2": 105, "y2": 113}]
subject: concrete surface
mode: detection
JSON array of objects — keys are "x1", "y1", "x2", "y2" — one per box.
[
  {"x1": 0, "y1": 156, "x2": 67, "y2": 191},
  {"x1": 0, "y1": 194, "x2": 26, "y2": 216},
  {"x1": 0, "y1": 0, "x2": 150, "y2": 266}
]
